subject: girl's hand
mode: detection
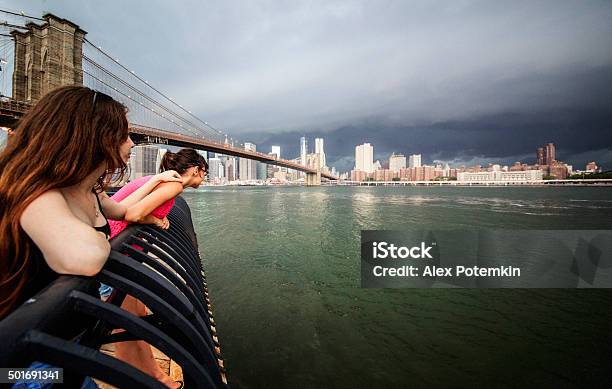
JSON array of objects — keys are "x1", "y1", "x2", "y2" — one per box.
[
  {"x1": 154, "y1": 170, "x2": 183, "y2": 183},
  {"x1": 153, "y1": 216, "x2": 170, "y2": 230},
  {"x1": 161, "y1": 217, "x2": 170, "y2": 230}
]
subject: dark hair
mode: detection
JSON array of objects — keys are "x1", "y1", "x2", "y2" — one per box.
[
  {"x1": 159, "y1": 148, "x2": 208, "y2": 175},
  {"x1": 0, "y1": 85, "x2": 129, "y2": 319}
]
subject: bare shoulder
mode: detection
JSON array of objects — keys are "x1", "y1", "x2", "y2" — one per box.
[
  {"x1": 154, "y1": 181, "x2": 184, "y2": 195},
  {"x1": 21, "y1": 189, "x2": 70, "y2": 220}
]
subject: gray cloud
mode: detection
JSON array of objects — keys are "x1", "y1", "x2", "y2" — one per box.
[{"x1": 3, "y1": 0, "x2": 612, "y2": 169}]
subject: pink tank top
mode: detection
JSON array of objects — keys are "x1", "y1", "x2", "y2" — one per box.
[{"x1": 109, "y1": 175, "x2": 175, "y2": 238}]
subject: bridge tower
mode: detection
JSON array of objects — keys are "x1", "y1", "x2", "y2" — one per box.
[
  {"x1": 305, "y1": 152, "x2": 322, "y2": 186},
  {"x1": 11, "y1": 14, "x2": 86, "y2": 102}
]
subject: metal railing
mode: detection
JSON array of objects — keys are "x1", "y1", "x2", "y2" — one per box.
[{"x1": 0, "y1": 196, "x2": 227, "y2": 388}]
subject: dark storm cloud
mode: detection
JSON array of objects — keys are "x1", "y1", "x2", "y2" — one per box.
[{"x1": 3, "y1": 0, "x2": 612, "y2": 169}]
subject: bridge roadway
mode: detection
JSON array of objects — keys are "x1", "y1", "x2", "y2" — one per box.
[
  {"x1": 0, "y1": 100, "x2": 337, "y2": 180},
  {"x1": 130, "y1": 124, "x2": 337, "y2": 180}
]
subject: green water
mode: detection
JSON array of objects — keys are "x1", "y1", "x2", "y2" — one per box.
[{"x1": 182, "y1": 186, "x2": 612, "y2": 388}]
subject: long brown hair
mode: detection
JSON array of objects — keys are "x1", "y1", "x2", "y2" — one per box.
[{"x1": 0, "y1": 85, "x2": 129, "y2": 319}]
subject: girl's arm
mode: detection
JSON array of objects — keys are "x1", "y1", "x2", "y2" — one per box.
[
  {"x1": 99, "y1": 170, "x2": 182, "y2": 220},
  {"x1": 124, "y1": 181, "x2": 183, "y2": 223},
  {"x1": 120, "y1": 170, "x2": 182, "y2": 208},
  {"x1": 20, "y1": 190, "x2": 110, "y2": 276}
]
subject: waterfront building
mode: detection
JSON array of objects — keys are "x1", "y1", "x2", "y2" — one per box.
[
  {"x1": 239, "y1": 142, "x2": 257, "y2": 180},
  {"x1": 130, "y1": 145, "x2": 159, "y2": 180},
  {"x1": 389, "y1": 153, "x2": 406, "y2": 172},
  {"x1": 351, "y1": 169, "x2": 368, "y2": 181},
  {"x1": 266, "y1": 161, "x2": 278, "y2": 178},
  {"x1": 208, "y1": 157, "x2": 224, "y2": 181},
  {"x1": 225, "y1": 157, "x2": 236, "y2": 181},
  {"x1": 374, "y1": 169, "x2": 397, "y2": 181},
  {"x1": 586, "y1": 162, "x2": 599, "y2": 172},
  {"x1": 355, "y1": 143, "x2": 374, "y2": 173},
  {"x1": 509, "y1": 162, "x2": 530, "y2": 171},
  {"x1": 300, "y1": 136, "x2": 308, "y2": 166},
  {"x1": 398, "y1": 166, "x2": 436, "y2": 181},
  {"x1": 409, "y1": 154, "x2": 422, "y2": 168},
  {"x1": 331, "y1": 167, "x2": 338, "y2": 177},
  {"x1": 457, "y1": 170, "x2": 543, "y2": 182},
  {"x1": 314, "y1": 138, "x2": 326, "y2": 169},
  {"x1": 257, "y1": 162, "x2": 268, "y2": 180},
  {"x1": 548, "y1": 161, "x2": 568, "y2": 179}
]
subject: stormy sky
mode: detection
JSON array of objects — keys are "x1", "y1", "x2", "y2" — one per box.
[{"x1": 3, "y1": 0, "x2": 612, "y2": 172}]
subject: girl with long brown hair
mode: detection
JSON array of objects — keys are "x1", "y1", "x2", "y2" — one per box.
[{"x1": 0, "y1": 85, "x2": 182, "y2": 388}]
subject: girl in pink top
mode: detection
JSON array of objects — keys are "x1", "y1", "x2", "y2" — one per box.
[
  {"x1": 109, "y1": 175, "x2": 176, "y2": 237},
  {"x1": 108, "y1": 148, "x2": 207, "y2": 389},
  {"x1": 109, "y1": 148, "x2": 208, "y2": 236}
]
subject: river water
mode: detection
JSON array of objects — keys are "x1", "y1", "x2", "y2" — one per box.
[{"x1": 182, "y1": 186, "x2": 612, "y2": 388}]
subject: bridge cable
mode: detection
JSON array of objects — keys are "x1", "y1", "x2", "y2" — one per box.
[
  {"x1": 82, "y1": 68, "x2": 207, "y2": 140},
  {"x1": 83, "y1": 39, "x2": 228, "y2": 138},
  {"x1": 83, "y1": 54, "x2": 221, "y2": 140}
]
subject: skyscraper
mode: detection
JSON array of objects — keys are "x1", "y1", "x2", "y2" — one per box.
[
  {"x1": 545, "y1": 143, "x2": 555, "y2": 165},
  {"x1": 239, "y1": 142, "x2": 257, "y2": 180},
  {"x1": 355, "y1": 143, "x2": 374, "y2": 173},
  {"x1": 315, "y1": 138, "x2": 326, "y2": 169},
  {"x1": 300, "y1": 136, "x2": 308, "y2": 166},
  {"x1": 536, "y1": 147, "x2": 545, "y2": 165},
  {"x1": 389, "y1": 153, "x2": 406, "y2": 172},
  {"x1": 409, "y1": 154, "x2": 422, "y2": 168},
  {"x1": 208, "y1": 157, "x2": 224, "y2": 180},
  {"x1": 257, "y1": 162, "x2": 268, "y2": 180},
  {"x1": 225, "y1": 157, "x2": 236, "y2": 181},
  {"x1": 130, "y1": 145, "x2": 159, "y2": 180},
  {"x1": 271, "y1": 145, "x2": 281, "y2": 159}
]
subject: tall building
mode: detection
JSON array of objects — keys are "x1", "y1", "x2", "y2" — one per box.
[
  {"x1": 267, "y1": 153, "x2": 280, "y2": 178},
  {"x1": 208, "y1": 157, "x2": 224, "y2": 181},
  {"x1": 271, "y1": 145, "x2": 281, "y2": 159},
  {"x1": 409, "y1": 154, "x2": 422, "y2": 168},
  {"x1": 225, "y1": 157, "x2": 236, "y2": 181},
  {"x1": 536, "y1": 142, "x2": 557, "y2": 166},
  {"x1": 355, "y1": 143, "x2": 374, "y2": 173},
  {"x1": 257, "y1": 162, "x2": 268, "y2": 180},
  {"x1": 314, "y1": 138, "x2": 326, "y2": 169},
  {"x1": 545, "y1": 143, "x2": 556, "y2": 165},
  {"x1": 536, "y1": 147, "x2": 545, "y2": 165},
  {"x1": 239, "y1": 142, "x2": 257, "y2": 180},
  {"x1": 300, "y1": 136, "x2": 308, "y2": 166},
  {"x1": 130, "y1": 145, "x2": 159, "y2": 180},
  {"x1": 389, "y1": 153, "x2": 406, "y2": 172}
]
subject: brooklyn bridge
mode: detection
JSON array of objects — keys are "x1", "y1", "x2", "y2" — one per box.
[{"x1": 0, "y1": 10, "x2": 337, "y2": 185}]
